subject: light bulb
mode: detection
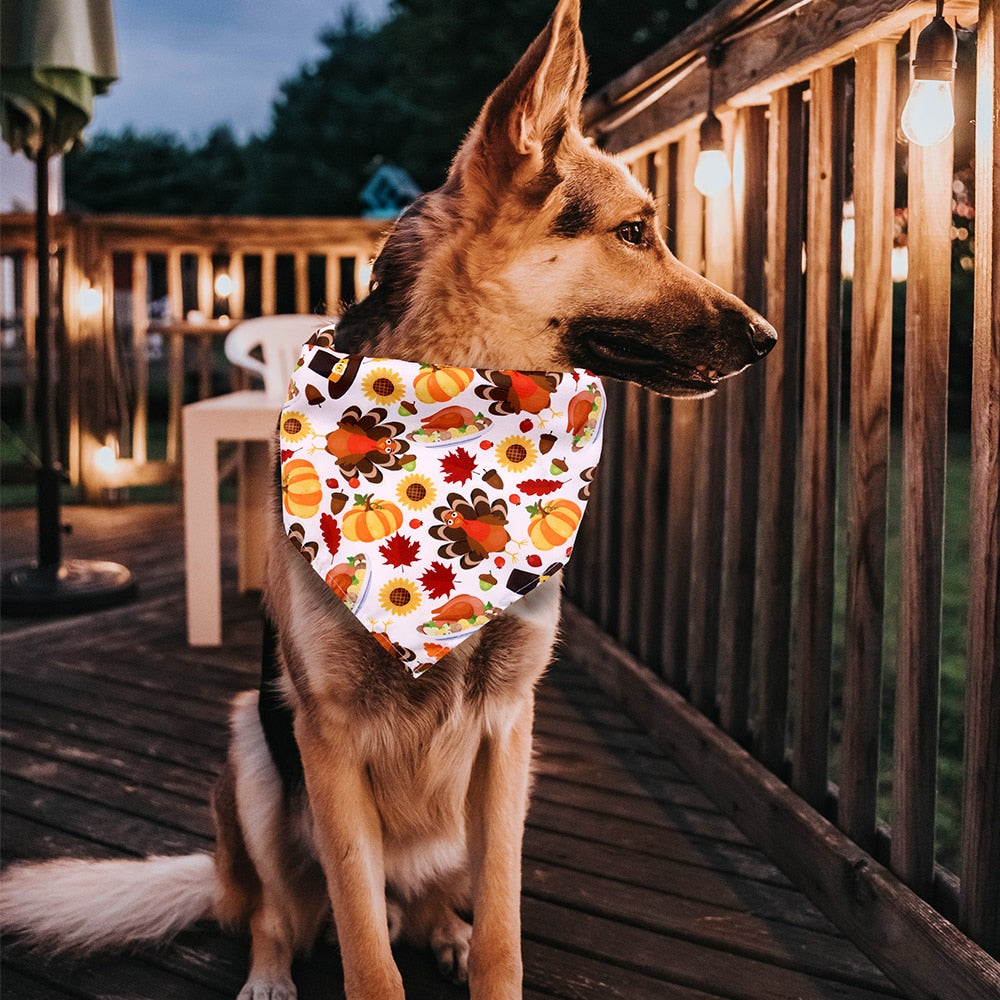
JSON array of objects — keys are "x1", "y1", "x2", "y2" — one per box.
[
  {"x1": 214, "y1": 272, "x2": 234, "y2": 298},
  {"x1": 94, "y1": 445, "x2": 117, "y2": 476},
  {"x1": 900, "y1": 80, "x2": 955, "y2": 146},
  {"x1": 77, "y1": 283, "x2": 102, "y2": 317},
  {"x1": 900, "y1": 12, "x2": 957, "y2": 147},
  {"x1": 694, "y1": 109, "x2": 731, "y2": 197},
  {"x1": 694, "y1": 149, "x2": 732, "y2": 197}
]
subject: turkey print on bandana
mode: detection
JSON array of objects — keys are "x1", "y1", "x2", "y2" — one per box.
[{"x1": 279, "y1": 330, "x2": 605, "y2": 676}]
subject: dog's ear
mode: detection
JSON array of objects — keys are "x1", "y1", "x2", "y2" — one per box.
[{"x1": 452, "y1": 0, "x2": 587, "y2": 195}]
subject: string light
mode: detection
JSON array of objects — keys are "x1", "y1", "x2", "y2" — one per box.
[
  {"x1": 77, "y1": 281, "x2": 102, "y2": 318},
  {"x1": 214, "y1": 271, "x2": 234, "y2": 298},
  {"x1": 694, "y1": 45, "x2": 732, "y2": 197},
  {"x1": 900, "y1": 0, "x2": 957, "y2": 146}
]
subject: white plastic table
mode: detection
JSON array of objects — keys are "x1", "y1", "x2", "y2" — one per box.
[{"x1": 182, "y1": 390, "x2": 280, "y2": 645}]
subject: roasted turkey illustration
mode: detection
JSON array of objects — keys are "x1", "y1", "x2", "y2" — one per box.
[
  {"x1": 430, "y1": 488, "x2": 510, "y2": 567},
  {"x1": 322, "y1": 405, "x2": 410, "y2": 482},
  {"x1": 475, "y1": 370, "x2": 561, "y2": 416},
  {"x1": 566, "y1": 384, "x2": 599, "y2": 437},
  {"x1": 428, "y1": 594, "x2": 498, "y2": 627},
  {"x1": 419, "y1": 405, "x2": 478, "y2": 431}
]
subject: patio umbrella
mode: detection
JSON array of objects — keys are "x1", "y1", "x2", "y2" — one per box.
[{"x1": 1, "y1": 0, "x2": 136, "y2": 613}]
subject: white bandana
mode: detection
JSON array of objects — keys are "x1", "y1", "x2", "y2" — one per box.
[{"x1": 279, "y1": 332, "x2": 604, "y2": 676}]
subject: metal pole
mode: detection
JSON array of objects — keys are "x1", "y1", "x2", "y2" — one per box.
[{"x1": 35, "y1": 148, "x2": 61, "y2": 570}]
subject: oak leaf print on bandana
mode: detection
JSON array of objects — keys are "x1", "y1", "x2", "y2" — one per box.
[{"x1": 280, "y1": 338, "x2": 604, "y2": 676}]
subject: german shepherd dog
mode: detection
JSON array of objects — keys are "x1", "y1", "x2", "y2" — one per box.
[{"x1": 1, "y1": 1, "x2": 775, "y2": 996}]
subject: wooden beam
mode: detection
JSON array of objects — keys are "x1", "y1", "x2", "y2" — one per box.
[
  {"x1": 660, "y1": 130, "x2": 703, "y2": 692},
  {"x1": 892, "y1": 14, "x2": 954, "y2": 900},
  {"x1": 562, "y1": 602, "x2": 1000, "y2": 1000},
  {"x1": 839, "y1": 39, "x2": 896, "y2": 853},
  {"x1": 586, "y1": 0, "x2": 978, "y2": 158},
  {"x1": 261, "y1": 249, "x2": 276, "y2": 317},
  {"x1": 791, "y1": 63, "x2": 846, "y2": 808},
  {"x1": 131, "y1": 251, "x2": 149, "y2": 465},
  {"x1": 718, "y1": 105, "x2": 768, "y2": 743},
  {"x1": 753, "y1": 84, "x2": 805, "y2": 772},
  {"x1": 295, "y1": 251, "x2": 310, "y2": 315},
  {"x1": 165, "y1": 249, "x2": 184, "y2": 465},
  {"x1": 635, "y1": 149, "x2": 672, "y2": 667},
  {"x1": 961, "y1": 0, "x2": 1000, "y2": 957},
  {"x1": 325, "y1": 253, "x2": 342, "y2": 315},
  {"x1": 229, "y1": 250, "x2": 245, "y2": 321}
]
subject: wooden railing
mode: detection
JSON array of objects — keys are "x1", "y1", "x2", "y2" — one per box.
[
  {"x1": 565, "y1": 0, "x2": 999, "y2": 994},
  {"x1": 0, "y1": 213, "x2": 385, "y2": 494}
]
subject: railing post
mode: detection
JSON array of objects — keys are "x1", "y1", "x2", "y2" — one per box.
[
  {"x1": 636, "y1": 145, "x2": 671, "y2": 668},
  {"x1": 892, "y1": 13, "x2": 955, "y2": 900},
  {"x1": 661, "y1": 130, "x2": 702, "y2": 692},
  {"x1": 753, "y1": 83, "x2": 805, "y2": 773},
  {"x1": 840, "y1": 39, "x2": 897, "y2": 853},
  {"x1": 131, "y1": 251, "x2": 149, "y2": 465},
  {"x1": 689, "y1": 112, "x2": 735, "y2": 717},
  {"x1": 961, "y1": 0, "x2": 1000, "y2": 957},
  {"x1": 791, "y1": 63, "x2": 846, "y2": 808},
  {"x1": 719, "y1": 104, "x2": 768, "y2": 744}
]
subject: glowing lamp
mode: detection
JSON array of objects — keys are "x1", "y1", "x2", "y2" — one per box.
[
  {"x1": 94, "y1": 445, "x2": 118, "y2": 477},
  {"x1": 693, "y1": 44, "x2": 731, "y2": 198},
  {"x1": 77, "y1": 282, "x2": 102, "y2": 318},
  {"x1": 900, "y1": 5, "x2": 957, "y2": 146},
  {"x1": 694, "y1": 111, "x2": 732, "y2": 197},
  {"x1": 214, "y1": 271, "x2": 234, "y2": 298}
]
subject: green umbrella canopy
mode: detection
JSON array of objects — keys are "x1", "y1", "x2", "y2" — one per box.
[{"x1": 1, "y1": 0, "x2": 118, "y2": 158}]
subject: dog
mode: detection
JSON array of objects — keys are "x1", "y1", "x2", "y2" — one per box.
[{"x1": 0, "y1": 1, "x2": 775, "y2": 997}]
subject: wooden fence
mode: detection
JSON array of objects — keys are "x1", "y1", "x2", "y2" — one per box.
[
  {"x1": 0, "y1": 213, "x2": 385, "y2": 493},
  {"x1": 564, "y1": 0, "x2": 998, "y2": 994}
]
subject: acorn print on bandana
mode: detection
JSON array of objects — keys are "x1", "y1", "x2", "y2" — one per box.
[{"x1": 280, "y1": 334, "x2": 604, "y2": 676}]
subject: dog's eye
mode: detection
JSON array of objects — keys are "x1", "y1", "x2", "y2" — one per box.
[{"x1": 617, "y1": 221, "x2": 646, "y2": 245}]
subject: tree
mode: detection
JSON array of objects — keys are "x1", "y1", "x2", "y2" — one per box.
[
  {"x1": 65, "y1": 125, "x2": 248, "y2": 214},
  {"x1": 65, "y1": 0, "x2": 712, "y2": 215}
]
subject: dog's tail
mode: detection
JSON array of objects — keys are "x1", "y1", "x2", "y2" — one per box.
[{"x1": 1, "y1": 853, "x2": 217, "y2": 954}]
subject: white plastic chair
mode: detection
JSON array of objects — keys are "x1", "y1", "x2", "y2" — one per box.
[
  {"x1": 182, "y1": 314, "x2": 332, "y2": 643},
  {"x1": 223, "y1": 314, "x2": 329, "y2": 401}
]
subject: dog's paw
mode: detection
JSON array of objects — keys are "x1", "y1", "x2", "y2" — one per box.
[
  {"x1": 236, "y1": 974, "x2": 297, "y2": 1000},
  {"x1": 430, "y1": 917, "x2": 472, "y2": 985}
]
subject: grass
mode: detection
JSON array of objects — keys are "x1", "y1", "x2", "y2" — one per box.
[{"x1": 829, "y1": 426, "x2": 971, "y2": 874}]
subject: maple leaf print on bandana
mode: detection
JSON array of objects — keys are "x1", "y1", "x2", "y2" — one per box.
[{"x1": 279, "y1": 332, "x2": 604, "y2": 676}]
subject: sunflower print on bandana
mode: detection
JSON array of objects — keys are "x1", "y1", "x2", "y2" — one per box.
[{"x1": 279, "y1": 334, "x2": 604, "y2": 677}]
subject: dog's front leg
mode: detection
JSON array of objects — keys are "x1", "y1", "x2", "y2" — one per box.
[
  {"x1": 295, "y1": 726, "x2": 403, "y2": 1000},
  {"x1": 466, "y1": 695, "x2": 535, "y2": 999}
]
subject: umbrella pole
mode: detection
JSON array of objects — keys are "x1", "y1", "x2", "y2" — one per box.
[
  {"x1": 35, "y1": 147, "x2": 62, "y2": 570},
  {"x1": 0, "y1": 149, "x2": 136, "y2": 616}
]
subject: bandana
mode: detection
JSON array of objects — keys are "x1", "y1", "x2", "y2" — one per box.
[{"x1": 278, "y1": 332, "x2": 604, "y2": 676}]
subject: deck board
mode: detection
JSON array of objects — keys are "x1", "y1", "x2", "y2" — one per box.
[{"x1": 1, "y1": 502, "x2": 902, "y2": 999}]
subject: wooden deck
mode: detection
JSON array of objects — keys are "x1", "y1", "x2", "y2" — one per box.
[{"x1": 1, "y1": 502, "x2": 904, "y2": 1000}]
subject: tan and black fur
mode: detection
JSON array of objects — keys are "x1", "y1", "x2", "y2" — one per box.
[{"x1": 0, "y1": 2, "x2": 775, "y2": 997}]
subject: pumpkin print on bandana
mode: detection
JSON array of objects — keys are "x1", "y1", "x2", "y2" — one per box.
[{"x1": 280, "y1": 330, "x2": 604, "y2": 676}]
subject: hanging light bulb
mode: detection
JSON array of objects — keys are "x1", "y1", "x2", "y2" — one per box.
[
  {"x1": 694, "y1": 111, "x2": 732, "y2": 197},
  {"x1": 900, "y1": 0, "x2": 957, "y2": 146},
  {"x1": 214, "y1": 270, "x2": 234, "y2": 298},
  {"x1": 694, "y1": 45, "x2": 732, "y2": 198}
]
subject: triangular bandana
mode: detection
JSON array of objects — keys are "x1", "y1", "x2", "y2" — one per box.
[{"x1": 279, "y1": 334, "x2": 604, "y2": 676}]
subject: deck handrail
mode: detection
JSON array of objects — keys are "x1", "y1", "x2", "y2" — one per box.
[
  {"x1": 563, "y1": 0, "x2": 999, "y2": 992},
  {"x1": 0, "y1": 211, "x2": 386, "y2": 493}
]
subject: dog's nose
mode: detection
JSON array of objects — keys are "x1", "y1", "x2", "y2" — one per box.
[{"x1": 748, "y1": 316, "x2": 778, "y2": 358}]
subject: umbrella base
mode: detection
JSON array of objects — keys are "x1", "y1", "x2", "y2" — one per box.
[{"x1": 1, "y1": 559, "x2": 137, "y2": 616}]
